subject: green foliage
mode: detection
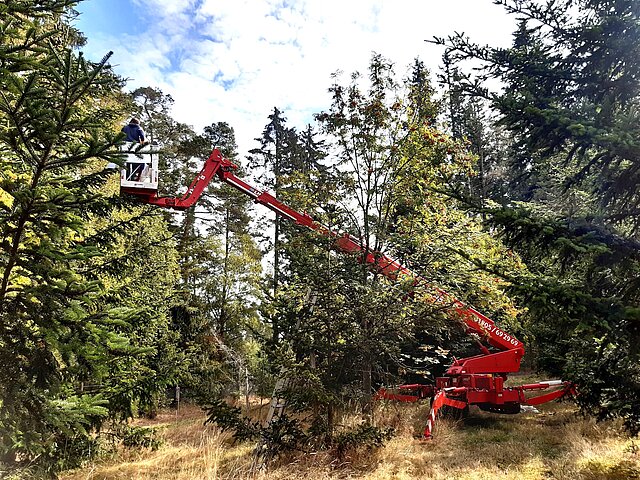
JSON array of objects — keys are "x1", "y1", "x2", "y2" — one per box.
[
  {"x1": 171, "y1": 152, "x2": 262, "y2": 400},
  {"x1": 311, "y1": 54, "x2": 441, "y2": 408},
  {"x1": 118, "y1": 424, "x2": 162, "y2": 450},
  {"x1": 0, "y1": 2, "x2": 184, "y2": 473},
  {"x1": 435, "y1": 0, "x2": 640, "y2": 224},
  {"x1": 247, "y1": 107, "x2": 313, "y2": 338},
  {"x1": 203, "y1": 396, "x2": 394, "y2": 463},
  {"x1": 203, "y1": 399, "x2": 260, "y2": 442},
  {"x1": 123, "y1": 85, "x2": 265, "y2": 404},
  {"x1": 435, "y1": 0, "x2": 640, "y2": 433},
  {"x1": 333, "y1": 423, "x2": 394, "y2": 460},
  {"x1": 257, "y1": 415, "x2": 307, "y2": 457},
  {"x1": 252, "y1": 55, "x2": 526, "y2": 447},
  {"x1": 0, "y1": 10, "x2": 117, "y2": 466},
  {"x1": 484, "y1": 204, "x2": 640, "y2": 433}
]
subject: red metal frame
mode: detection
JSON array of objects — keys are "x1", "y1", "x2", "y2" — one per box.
[{"x1": 122, "y1": 149, "x2": 575, "y2": 438}]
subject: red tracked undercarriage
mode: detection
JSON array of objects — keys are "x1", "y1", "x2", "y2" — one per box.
[{"x1": 122, "y1": 148, "x2": 576, "y2": 439}]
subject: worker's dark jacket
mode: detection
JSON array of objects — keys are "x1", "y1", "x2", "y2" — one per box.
[{"x1": 122, "y1": 123, "x2": 145, "y2": 142}]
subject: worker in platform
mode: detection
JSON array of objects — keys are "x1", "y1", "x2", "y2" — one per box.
[
  {"x1": 122, "y1": 118, "x2": 147, "y2": 180},
  {"x1": 122, "y1": 117, "x2": 146, "y2": 143}
]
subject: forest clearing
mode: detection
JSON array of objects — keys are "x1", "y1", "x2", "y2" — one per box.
[
  {"x1": 2, "y1": 0, "x2": 640, "y2": 478},
  {"x1": 61, "y1": 396, "x2": 639, "y2": 480}
]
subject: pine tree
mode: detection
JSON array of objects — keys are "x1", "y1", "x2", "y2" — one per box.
[
  {"x1": 144, "y1": 114, "x2": 264, "y2": 400},
  {"x1": 248, "y1": 108, "x2": 301, "y2": 342}
]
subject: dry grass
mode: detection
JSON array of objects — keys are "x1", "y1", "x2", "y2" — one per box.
[
  {"x1": 61, "y1": 398, "x2": 640, "y2": 480},
  {"x1": 61, "y1": 405, "x2": 255, "y2": 480}
]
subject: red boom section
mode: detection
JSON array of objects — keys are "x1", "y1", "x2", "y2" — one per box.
[{"x1": 125, "y1": 149, "x2": 525, "y2": 375}]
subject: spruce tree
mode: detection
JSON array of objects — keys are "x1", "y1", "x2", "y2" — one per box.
[
  {"x1": 248, "y1": 108, "x2": 300, "y2": 342},
  {"x1": 432, "y1": 0, "x2": 640, "y2": 433},
  {"x1": 0, "y1": 0, "x2": 127, "y2": 470},
  {"x1": 181, "y1": 122, "x2": 263, "y2": 398},
  {"x1": 0, "y1": 2, "x2": 189, "y2": 472}
]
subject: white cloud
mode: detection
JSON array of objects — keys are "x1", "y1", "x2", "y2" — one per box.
[
  {"x1": 79, "y1": 0, "x2": 516, "y2": 158},
  {"x1": 133, "y1": 0, "x2": 196, "y2": 17}
]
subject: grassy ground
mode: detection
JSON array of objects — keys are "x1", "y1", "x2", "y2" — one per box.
[{"x1": 61, "y1": 398, "x2": 640, "y2": 480}]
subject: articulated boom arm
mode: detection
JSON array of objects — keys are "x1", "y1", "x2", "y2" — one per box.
[
  {"x1": 134, "y1": 149, "x2": 524, "y2": 375},
  {"x1": 126, "y1": 148, "x2": 575, "y2": 439}
]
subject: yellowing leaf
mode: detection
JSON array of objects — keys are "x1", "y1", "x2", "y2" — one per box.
[{"x1": 0, "y1": 186, "x2": 13, "y2": 208}]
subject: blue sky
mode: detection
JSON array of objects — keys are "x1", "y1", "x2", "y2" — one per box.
[
  {"x1": 75, "y1": 0, "x2": 516, "y2": 157},
  {"x1": 77, "y1": 0, "x2": 145, "y2": 36}
]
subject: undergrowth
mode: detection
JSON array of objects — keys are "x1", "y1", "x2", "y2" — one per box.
[{"x1": 58, "y1": 399, "x2": 640, "y2": 480}]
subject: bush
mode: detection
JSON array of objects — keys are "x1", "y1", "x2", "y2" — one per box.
[{"x1": 333, "y1": 423, "x2": 395, "y2": 460}]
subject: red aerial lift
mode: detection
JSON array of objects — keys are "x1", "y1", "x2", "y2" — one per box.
[{"x1": 121, "y1": 149, "x2": 575, "y2": 438}]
